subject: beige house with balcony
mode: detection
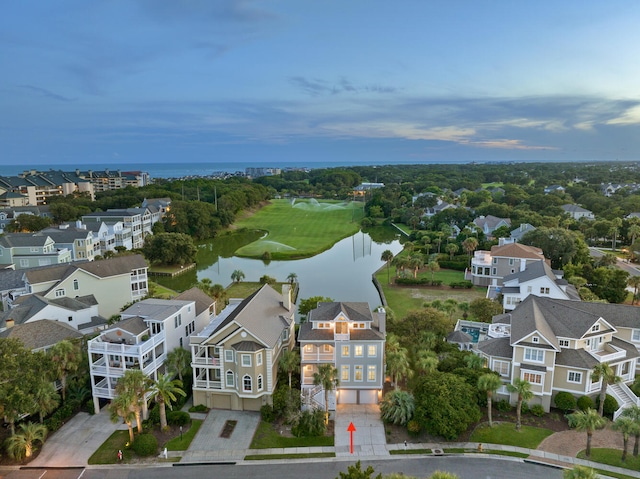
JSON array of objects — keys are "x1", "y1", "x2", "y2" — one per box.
[
  {"x1": 190, "y1": 284, "x2": 295, "y2": 411},
  {"x1": 477, "y1": 296, "x2": 640, "y2": 418},
  {"x1": 468, "y1": 241, "x2": 547, "y2": 287}
]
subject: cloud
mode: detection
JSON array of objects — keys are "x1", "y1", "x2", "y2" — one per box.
[
  {"x1": 606, "y1": 105, "x2": 640, "y2": 125},
  {"x1": 18, "y1": 85, "x2": 75, "y2": 102},
  {"x1": 289, "y1": 76, "x2": 399, "y2": 96}
]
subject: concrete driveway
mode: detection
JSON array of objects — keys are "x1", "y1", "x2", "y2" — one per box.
[
  {"x1": 30, "y1": 408, "x2": 122, "y2": 467},
  {"x1": 334, "y1": 404, "x2": 388, "y2": 457}
]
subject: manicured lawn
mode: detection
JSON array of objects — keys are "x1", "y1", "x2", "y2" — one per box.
[
  {"x1": 165, "y1": 419, "x2": 202, "y2": 451},
  {"x1": 233, "y1": 199, "x2": 364, "y2": 259},
  {"x1": 149, "y1": 281, "x2": 179, "y2": 299},
  {"x1": 250, "y1": 420, "x2": 334, "y2": 449},
  {"x1": 375, "y1": 268, "x2": 486, "y2": 320},
  {"x1": 469, "y1": 423, "x2": 554, "y2": 449},
  {"x1": 577, "y1": 448, "x2": 640, "y2": 472},
  {"x1": 88, "y1": 430, "x2": 134, "y2": 465}
]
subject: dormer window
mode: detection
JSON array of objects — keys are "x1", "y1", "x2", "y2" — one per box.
[{"x1": 591, "y1": 324, "x2": 600, "y2": 332}]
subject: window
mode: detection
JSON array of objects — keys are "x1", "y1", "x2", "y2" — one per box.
[
  {"x1": 323, "y1": 344, "x2": 332, "y2": 353},
  {"x1": 559, "y1": 339, "x2": 570, "y2": 347},
  {"x1": 73, "y1": 279, "x2": 79, "y2": 290},
  {"x1": 633, "y1": 330, "x2": 640, "y2": 342},
  {"x1": 243, "y1": 375, "x2": 252, "y2": 392},
  {"x1": 539, "y1": 287, "x2": 550, "y2": 294},
  {"x1": 305, "y1": 344, "x2": 313, "y2": 353},
  {"x1": 241, "y1": 354, "x2": 252, "y2": 367},
  {"x1": 341, "y1": 365, "x2": 349, "y2": 381},
  {"x1": 174, "y1": 314, "x2": 182, "y2": 328},
  {"x1": 524, "y1": 348, "x2": 544, "y2": 362},
  {"x1": 591, "y1": 324, "x2": 600, "y2": 332},
  {"x1": 367, "y1": 345, "x2": 377, "y2": 357},
  {"x1": 257, "y1": 375, "x2": 263, "y2": 391},
  {"x1": 341, "y1": 345, "x2": 350, "y2": 357},
  {"x1": 532, "y1": 337, "x2": 539, "y2": 343},
  {"x1": 68, "y1": 316, "x2": 73, "y2": 322},
  {"x1": 354, "y1": 345, "x2": 363, "y2": 357},
  {"x1": 509, "y1": 258, "x2": 514, "y2": 265},
  {"x1": 493, "y1": 360, "x2": 510, "y2": 377},
  {"x1": 493, "y1": 258, "x2": 498, "y2": 264},
  {"x1": 492, "y1": 267, "x2": 497, "y2": 275},
  {"x1": 225, "y1": 350, "x2": 234, "y2": 362},
  {"x1": 257, "y1": 352, "x2": 263, "y2": 366},
  {"x1": 354, "y1": 365, "x2": 363, "y2": 381},
  {"x1": 282, "y1": 328, "x2": 289, "y2": 340},
  {"x1": 55, "y1": 288, "x2": 65, "y2": 298},
  {"x1": 523, "y1": 371, "x2": 542, "y2": 384},
  {"x1": 20, "y1": 259, "x2": 29, "y2": 267},
  {"x1": 567, "y1": 371, "x2": 583, "y2": 383},
  {"x1": 226, "y1": 371, "x2": 235, "y2": 387},
  {"x1": 367, "y1": 365, "x2": 376, "y2": 382},
  {"x1": 527, "y1": 286, "x2": 532, "y2": 293}
]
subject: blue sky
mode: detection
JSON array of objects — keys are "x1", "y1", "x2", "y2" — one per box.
[{"x1": 2, "y1": 0, "x2": 640, "y2": 168}]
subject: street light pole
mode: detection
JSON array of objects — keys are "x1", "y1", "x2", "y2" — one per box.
[{"x1": 180, "y1": 425, "x2": 183, "y2": 441}]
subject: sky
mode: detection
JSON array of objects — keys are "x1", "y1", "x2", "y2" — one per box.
[{"x1": 2, "y1": 0, "x2": 640, "y2": 168}]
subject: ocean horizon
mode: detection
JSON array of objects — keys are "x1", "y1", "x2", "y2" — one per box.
[{"x1": 0, "y1": 157, "x2": 615, "y2": 180}]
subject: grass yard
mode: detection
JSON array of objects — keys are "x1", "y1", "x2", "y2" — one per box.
[
  {"x1": 577, "y1": 448, "x2": 640, "y2": 473},
  {"x1": 88, "y1": 430, "x2": 134, "y2": 465},
  {"x1": 250, "y1": 420, "x2": 334, "y2": 449},
  {"x1": 233, "y1": 199, "x2": 364, "y2": 259},
  {"x1": 375, "y1": 268, "x2": 486, "y2": 319},
  {"x1": 469, "y1": 423, "x2": 554, "y2": 449},
  {"x1": 165, "y1": 419, "x2": 202, "y2": 451}
]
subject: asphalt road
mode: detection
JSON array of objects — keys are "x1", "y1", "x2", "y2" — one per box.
[{"x1": 4, "y1": 457, "x2": 565, "y2": 479}]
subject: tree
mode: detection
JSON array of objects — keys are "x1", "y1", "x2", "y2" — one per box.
[
  {"x1": 521, "y1": 227, "x2": 590, "y2": 268},
  {"x1": 425, "y1": 259, "x2": 440, "y2": 284},
  {"x1": 110, "y1": 390, "x2": 137, "y2": 444},
  {"x1": 407, "y1": 252, "x2": 424, "y2": 279},
  {"x1": 142, "y1": 232, "x2": 197, "y2": 265},
  {"x1": 5, "y1": 214, "x2": 51, "y2": 232},
  {"x1": 32, "y1": 380, "x2": 60, "y2": 424},
  {"x1": 381, "y1": 250, "x2": 394, "y2": 284},
  {"x1": 390, "y1": 308, "x2": 451, "y2": 339},
  {"x1": 166, "y1": 347, "x2": 191, "y2": 382},
  {"x1": 149, "y1": 374, "x2": 186, "y2": 430},
  {"x1": 567, "y1": 408, "x2": 606, "y2": 458},
  {"x1": 478, "y1": 373, "x2": 502, "y2": 427},
  {"x1": 279, "y1": 349, "x2": 300, "y2": 389},
  {"x1": 562, "y1": 466, "x2": 598, "y2": 479},
  {"x1": 336, "y1": 460, "x2": 381, "y2": 479},
  {"x1": 621, "y1": 404, "x2": 640, "y2": 456},
  {"x1": 4, "y1": 422, "x2": 48, "y2": 460},
  {"x1": 231, "y1": 269, "x2": 245, "y2": 283},
  {"x1": 116, "y1": 369, "x2": 150, "y2": 433},
  {"x1": 413, "y1": 372, "x2": 481, "y2": 440},
  {"x1": 591, "y1": 362, "x2": 621, "y2": 417},
  {"x1": 286, "y1": 272, "x2": 298, "y2": 284},
  {"x1": 49, "y1": 340, "x2": 81, "y2": 402},
  {"x1": 386, "y1": 346, "x2": 412, "y2": 390},
  {"x1": 612, "y1": 416, "x2": 638, "y2": 462},
  {"x1": 379, "y1": 390, "x2": 415, "y2": 426},
  {"x1": 507, "y1": 378, "x2": 533, "y2": 430},
  {"x1": 610, "y1": 217, "x2": 623, "y2": 251},
  {"x1": 590, "y1": 267, "x2": 629, "y2": 303},
  {"x1": 469, "y1": 298, "x2": 503, "y2": 323},
  {"x1": 298, "y1": 296, "x2": 333, "y2": 321},
  {"x1": 628, "y1": 276, "x2": 640, "y2": 305},
  {"x1": 313, "y1": 364, "x2": 339, "y2": 424},
  {"x1": 462, "y1": 237, "x2": 478, "y2": 264},
  {"x1": 415, "y1": 350, "x2": 438, "y2": 375},
  {"x1": 445, "y1": 243, "x2": 459, "y2": 260},
  {"x1": 464, "y1": 354, "x2": 484, "y2": 370}
]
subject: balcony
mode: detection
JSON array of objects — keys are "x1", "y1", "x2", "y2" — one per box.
[
  {"x1": 88, "y1": 330, "x2": 165, "y2": 357},
  {"x1": 194, "y1": 379, "x2": 222, "y2": 390},
  {"x1": 589, "y1": 343, "x2": 626, "y2": 363},
  {"x1": 301, "y1": 350, "x2": 335, "y2": 363}
]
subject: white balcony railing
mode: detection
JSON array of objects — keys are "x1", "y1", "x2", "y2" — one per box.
[
  {"x1": 589, "y1": 344, "x2": 626, "y2": 363},
  {"x1": 194, "y1": 380, "x2": 222, "y2": 390},
  {"x1": 88, "y1": 330, "x2": 165, "y2": 357},
  {"x1": 301, "y1": 351, "x2": 335, "y2": 362}
]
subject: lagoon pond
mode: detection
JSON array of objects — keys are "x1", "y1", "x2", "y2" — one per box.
[{"x1": 154, "y1": 226, "x2": 404, "y2": 313}]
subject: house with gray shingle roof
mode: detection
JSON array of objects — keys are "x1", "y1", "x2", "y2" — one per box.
[
  {"x1": 0, "y1": 319, "x2": 83, "y2": 352},
  {"x1": 0, "y1": 233, "x2": 72, "y2": 270},
  {"x1": 89, "y1": 289, "x2": 214, "y2": 414},
  {"x1": 189, "y1": 284, "x2": 295, "y2": 411},
  {"x1": 472, "y1": 215, "x2": 511, "y2": 237},
  {"x1": 477, "y1": 296, "x2": 640, "y2": 417},
  {"x1": 469, "y1": 241, "x2": 547, "y2": 287},
  {"x1": 496, "y1": 261, "x2": 580, "y2": 311},
  {"x1": 0, "y1": 268, "x2": 28, "y2": 310},
  {"x1": 0, "y1": 170, "x2": 94, "y2": 205},
  {"x1": 562, "y1": 204, "x2": 595, "y2": 220},
  {"x1": 298, "y1": 302, "x2": 386, "y2": 412}
]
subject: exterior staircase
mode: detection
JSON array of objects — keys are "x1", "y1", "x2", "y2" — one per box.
[
  {"x1": 302, "y1": 385, "x2": 324, "y2": 411},
  {"x1": 608, "y1": 382, "x2": 640, "y2": 420}
]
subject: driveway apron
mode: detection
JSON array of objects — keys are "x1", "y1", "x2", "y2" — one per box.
[{"x1": 334, "y1": 404, "x2": 388, "y2": 457}]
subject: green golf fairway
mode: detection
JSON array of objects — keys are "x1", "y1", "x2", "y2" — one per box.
[{"x1": 234, "y1": 198, "x2": 365, "y2": 259}]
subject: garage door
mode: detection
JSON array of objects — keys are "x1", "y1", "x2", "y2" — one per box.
[
  {"x1": 358, "y1": 390, "x2": 379, "y2": 404},
  {"x1": 338, "y1": 389, "x2": 357, "y2": 404}
]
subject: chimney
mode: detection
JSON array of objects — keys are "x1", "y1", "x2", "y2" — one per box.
[
  {"x1": 375, "y1": 307, "x2": 386, "y2": 335},
  {"x1": 6, "y1": 318, "x2": 14, "y2": 329},
  {"x1": 282, "y1": 284, "x2": 292, "y2": 311}
]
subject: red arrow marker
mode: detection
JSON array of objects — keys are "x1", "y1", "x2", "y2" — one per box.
[{"x1": 347, "y1": 421, "x2": 356, "y2": 454}]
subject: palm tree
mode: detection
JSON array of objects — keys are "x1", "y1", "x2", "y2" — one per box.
[
  {"x1": 457, "y1": 301, "x2": 470, "y2": 319},
  {"x1": 279, "y1": 349, "x2": 300, "y2": 389},
  {"x1": 478, "y1": 373, "x2": 503, "y2": 427},
  {"x1": 462, "y1": 237, "x2": 479, "y2": 265},
  {"x1": 231, "y1": 269, "x2": 245, "y2": 283},
  {"x1": 415, "y1": 350, "x2": 438, "y2": 375},
  {"x1": 591, "y1": 362, "x2": 621, "y2": 417},
  {"x1": 110, "y1": 390, "x2": 136, "y2": 444},
  {"x1": 381, "y1": 250, "x2": 394, "y2": 284},
  {"x1": 116, "y1": 369, "x2": 150, "y2": 433},
  {"x1": 507, "y1": 378, "x2": 533, "y2": 430},
  {"x1": 166, "y1": 347, "x2": 191, "y2": 382},
  {"x1": 4, "y1": 422, "x2": 48, "y2": 460},
  {"x1": 286, "y1": 272, "x2": 298, "y2": 284},
  {"x1": 387, "y1": 347, "x2": 412, "y2": 390},
  {"x1": 407, "y1": 252, "x2": 424, "y2": 279},
  {"x1": 380, "y1": 390, "x2": 415, "y2": 426},
  {"x1": 628, "y1": 224, "x2": 640, "y2": 259},
  {"x1": 425, "y1": 259, "x2": 440, "y2": 285},
  {"x1": 621, "y1": 404, "x2": 640, "y2": 456},
  {"x1": 610, "y1": 217, "x2": 623, "y2": 251},
  {"x1": 33, "y1": 380, "x2": 60, "y2": 424},
  {"x1": 567, "y1": 408, "x2": 606, "y2": 458},
  {"x1": 393, "y1": 255, "x2": 409, "y2": 278},
  {"x1": 446, "y1": 243, "x2": 459, "y2": 260},
  {"x1": 149, "y1": 373, "x2": 186, "y2": 430},
  {"x1": 48, "y1": 340, "x2": 81, "y2": 401},
  {"x1": 464, "y1": 353, "x2": 484, "y2": 370},
  {"x1": 629, "y1": 276, "x2": 640, "y2": 305},
  {"x1": 562, "y1": 465, "x2": 598, "y2": 479},
  {"x1": 612, "y1": 416, "x2": 638, "y2": 462},
  {"x1": 313, "y1": 364, "x2": 339, "y2": 424}
]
